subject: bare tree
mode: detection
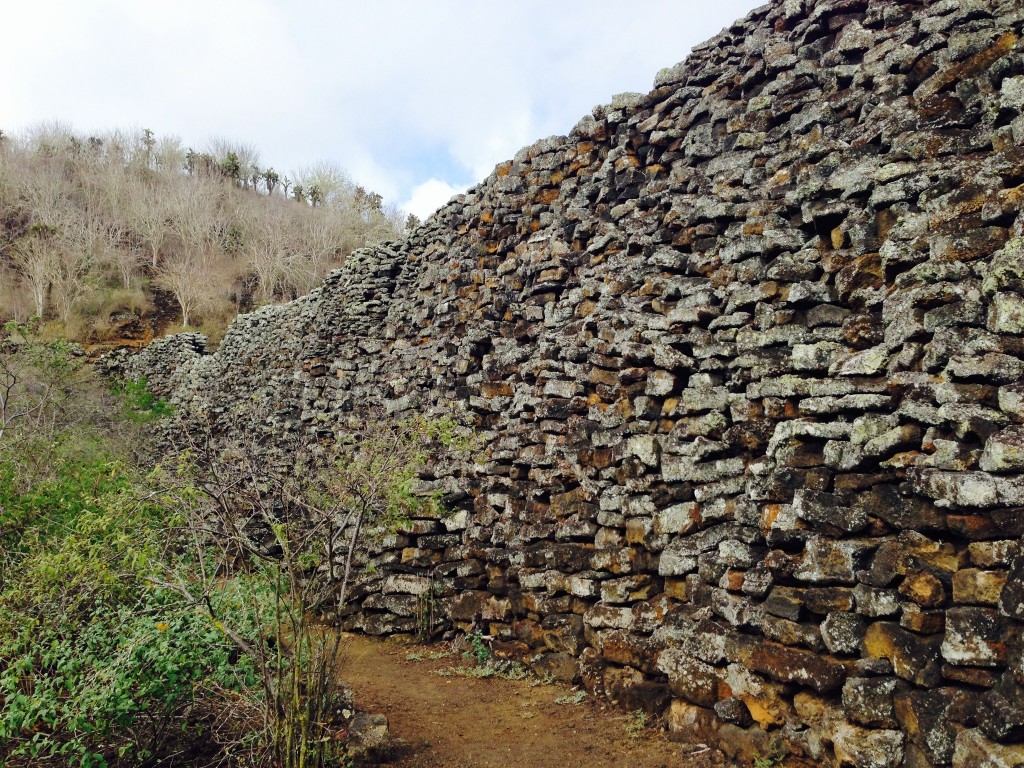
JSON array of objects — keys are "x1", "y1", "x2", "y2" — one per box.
[
  {"x1": 154, "y1": 250, "x2": 218, "y2": 327},
  {"x1": 6, "y1": 147, "x2": 66, "y2": 229},
  {"x1": 22, "y1": 120, "x2": 75, "y2": 157},
  {"x1": 148, "y1": 412, "x2": 453, "y2": 768},
  {"x1": 127, "y1": 177, "x2": 175, "y2": 268},
  {"x1": 10, "y1": 223, "x2": 59, "y2": 317},
  {"x1": 0, "y1": 322, "x2": 81, "y2": 454},
  {"x1": 0, "y1": 123, "x2": 401, "y2": 339},
  {"x1": 153, "y1": 134, "x2": 185, "y2": 175},
  {"x1": 80, "y1": 148, "x2": 129, "y2": 223},
  {"x1": 287, "y1": 207, "x2": 350, "y2": 295},
  {"x1": 47, "y1": 208, "x2": 125, "y2": 322},
  {"x1": 168, "y1": 176, "x2": 224, "y2": 256},
  {"x1": 47, "y1": 243, "x2": 97, "y2": 324},
  {"x1": 292, "y1": 161, "x2": 353, "y2": 207},
  {"x1": 238, "y1": 197, "x2": 291, "y2": 303},
  {"x1": 112, "y1": 238, "x2": 144, "y2": 290}
]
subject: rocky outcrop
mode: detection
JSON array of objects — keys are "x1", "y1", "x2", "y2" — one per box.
[{"x1": 114, "y1": 1, "x2": 1024, "y2": 765}]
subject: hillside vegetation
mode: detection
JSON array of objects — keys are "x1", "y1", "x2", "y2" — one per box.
[
  {"x1": 0, "y1": 124, "x2": 430, "y2": 768},
  {"x1": 0, "y1": 124, "x2": 410, "y2": 346},
  {"x1": 0, "y1": 322, "x2": 448, "y2": 767}
]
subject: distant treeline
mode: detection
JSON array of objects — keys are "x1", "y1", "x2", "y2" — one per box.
[{"x1": 0, "y1": 123, "x2": 413, "y2": 341}]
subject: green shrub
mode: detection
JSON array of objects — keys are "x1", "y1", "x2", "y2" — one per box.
[
  {"x1": 116, "y1": 376, "x2": 174, "y2": 422},
  {"x1": 0, "y1": 590, "x2": 258, "y2": 767},
  {"x1": 0, "y1": 341, "x2": 264, "y2": 767},
  {"x1": 1, "y1": 335, "x2": 469, "y2": 767}
]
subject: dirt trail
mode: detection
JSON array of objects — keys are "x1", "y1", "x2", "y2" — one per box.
[{"x1": 340, "y1": 633, "x2": 694, "y2": 768}]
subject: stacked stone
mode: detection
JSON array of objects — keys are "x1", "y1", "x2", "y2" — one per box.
[
  {"x1": 118, "y1": 1, "x2": 1024, "y2": 766},
  {"x1": 101, "y1": 332, "x2": 207, "y2": 395}
]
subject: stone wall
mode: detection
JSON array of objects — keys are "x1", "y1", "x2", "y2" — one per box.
[{"x1": 113, "y1": 1, "x2": 1024, "y2": 765}]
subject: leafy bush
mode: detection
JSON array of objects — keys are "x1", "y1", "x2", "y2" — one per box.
[
  {"x1": 0, "y1": 340, "x2": 264, "y2": 767},
  {"x1": 1, "y1": 334, "x2": 468, "y2": 767},
  {"x1": 116, "y1": 376, "x2": 174, "y2": 421},
  {"x1": 0, "y1": 589, "x2": 259, "y2": 767},
  {"x1": 149, "y1": 411, "x2": 469, "y2": 768}
]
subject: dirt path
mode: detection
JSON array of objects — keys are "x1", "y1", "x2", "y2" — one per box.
[{"x1": 340, "y1": 633, "x2": 694, "y2": 768}]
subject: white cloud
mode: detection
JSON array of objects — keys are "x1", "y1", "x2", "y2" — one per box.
[
  {"x1": 3, "y1": 0, "x2": 763, "y2": 214},
  {"x1": 403, "y1": 179, "x2": 467, "y2": 221}
]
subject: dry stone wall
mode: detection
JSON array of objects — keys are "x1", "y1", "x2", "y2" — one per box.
[{"x1": 114, "y1": 1, "x2": 1024, "y2": 765}]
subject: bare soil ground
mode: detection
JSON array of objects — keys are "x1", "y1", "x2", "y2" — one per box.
[{"x1": 340, "y1": 633, "x2": 694, "y2": 768}]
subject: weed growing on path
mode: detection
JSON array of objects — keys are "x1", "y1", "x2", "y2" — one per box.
[
  {"x1": 464, "y1": 630, "x2": 491, "y2": 666},
  {"x1": 624, "y1": 709, "x2": 649, "y2": 740},
  {"x1": 435, "y1": 661, "x2": 531, "y2": 681},
  {"x1": 554, "y1": 690, "x2": 587, "y2": 705}
]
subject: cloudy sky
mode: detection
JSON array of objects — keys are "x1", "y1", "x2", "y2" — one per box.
[{"x1": 3, "y1": 1, "x2": 762, "y2": 219}]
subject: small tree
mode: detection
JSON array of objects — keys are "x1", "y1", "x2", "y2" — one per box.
[
  {"x1": 238, "y1": 197, "x2": 291, "y2": 303},
  {"x1": 47, "y1": 209, "x2": 109, "y2": 323},
  {"x1": 0, "y1": 321, "x2": 80, "y2": 453},
  {"x1": 263, "y1": 167, "x2": 280, "y2": 196},
  {"x1": 126, "y1": 177, "x2": 174, "y2": 268},
  {"x1": 9, "y1": 223, "x2": 60, "y2": 318},
  {"x1": 154, "y1": 251, "x2": 219, "y2": 327},
  {"x1": 151, "y1": 411, "x2": 456, "y2": 768}
]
